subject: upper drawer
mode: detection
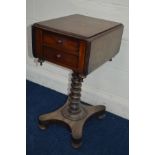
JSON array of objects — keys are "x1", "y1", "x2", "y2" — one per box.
[{"x1": 42, "y1": 31, "x2": 79, "y2": 55}]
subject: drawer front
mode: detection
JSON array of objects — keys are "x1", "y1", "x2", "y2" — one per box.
[
  {"x1": 43, "y1": 46, "x2": 78, "y2": 70},
  {"x1": 43, "y1": 31, "x2": 79, "y2": 55}
]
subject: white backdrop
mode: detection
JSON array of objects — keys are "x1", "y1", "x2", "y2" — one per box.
[{"x1": 26, "y1": 0, "x2": 129, "y2": 118}]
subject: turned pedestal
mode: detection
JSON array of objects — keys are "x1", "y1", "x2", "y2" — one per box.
[{"x1": 39, "y1": 72, "x2": 105, "y2": 148}]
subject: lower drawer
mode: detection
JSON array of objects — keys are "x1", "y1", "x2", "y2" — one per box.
[{"x1": 43, "y1": 46, "x2": 78, "y2": 70}]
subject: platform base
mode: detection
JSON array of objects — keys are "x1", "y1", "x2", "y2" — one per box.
[{"x1": 39, "y1": 101, "x2": 105, "y2": 148}]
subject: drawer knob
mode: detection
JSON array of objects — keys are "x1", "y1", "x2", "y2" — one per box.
[
  {"x1": 56, "y1": 54, "x2": 61, "y2": 58},
  {"x1": 57, "y1": 39, "x2": 63, "y2": 44}
]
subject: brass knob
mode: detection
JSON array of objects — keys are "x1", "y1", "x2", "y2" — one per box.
[
  {"x1": 56, "y1": 54, "x2": 61, "y2": 58},
  {"x1": 57, "y1": 39, "x2": 63, "y2": 44}
]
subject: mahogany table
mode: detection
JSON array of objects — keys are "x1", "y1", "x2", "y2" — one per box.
[{"x1": 32, "y1": 14, "x2": 123, "y2": 148}]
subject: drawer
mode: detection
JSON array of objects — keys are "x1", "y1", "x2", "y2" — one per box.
[
  {"x1": 43, "y1": 46, "x2": 78, "y2": 70},
  {"x1": 43, "y1": 31, "x2": 79, "y2": 55}
]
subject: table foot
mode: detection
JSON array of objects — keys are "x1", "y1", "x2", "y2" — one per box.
[
  {"x1": 38, "y1": 120, "x2": 49, "y2": 130},
  {"x1": 72, "y1": 138, "x2": 82, "y2": 149}
]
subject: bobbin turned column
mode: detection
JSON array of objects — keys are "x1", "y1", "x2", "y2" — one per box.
[
  {"x1": 69, "y1": 73, "x2": 83, "y2": 114},
  {"x1": 61, "y1": 72, "x2": 87, "y2": 121}
]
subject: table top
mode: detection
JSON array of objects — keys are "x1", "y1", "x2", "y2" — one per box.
[
  {"x1": 32, "y1": 14, "x2": 123, "y2": 75},
  {"x1": 34, "y1": 14, "x2": 121, "y2": 39}
]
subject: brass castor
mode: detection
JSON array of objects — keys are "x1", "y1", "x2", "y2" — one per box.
[
  {"x1": 72, "y1": 137, "x2": 82, "y2": 149},
  {"x1": 38, "y1": 120, "x2": 49, "y2": 130},
  {"x1": 98, "y1": 113, "x2": 106, "y2": 119}
]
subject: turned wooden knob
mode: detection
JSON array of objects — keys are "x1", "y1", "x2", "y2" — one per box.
[
  {"x1": 56, "y1": 54, "x2": 61, "y2": 58},
  {"x1": 57, "y1": 39, "x2": 63, "y2": 44}
]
